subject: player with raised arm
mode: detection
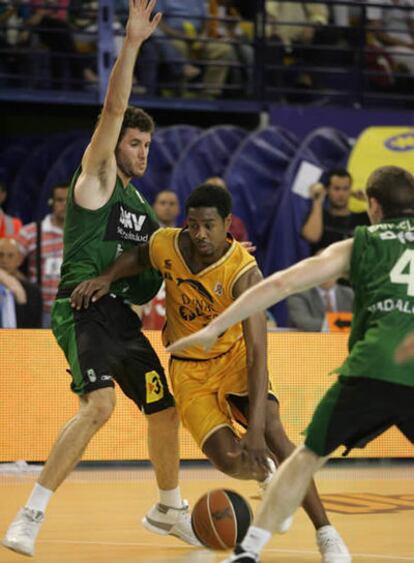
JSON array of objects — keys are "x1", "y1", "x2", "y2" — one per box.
[
  {"x1": 168, "y1": 166, "x2": 414, "y2": 563},
  {"x1": 2, "y1": 2, "x2": 199, "y2": 558}
]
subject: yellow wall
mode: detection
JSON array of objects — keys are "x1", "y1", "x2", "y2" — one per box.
[{"x1": 1, "y1": 330, "x2": 411, "y2": 461}]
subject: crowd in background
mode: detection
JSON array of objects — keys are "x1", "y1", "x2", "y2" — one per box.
[
  {"x1": 0, "y1": 166, "x2": 367, "y2": 331},
  {"x1": 0, "y1": 0, "x2": 413, "y2": 102}
]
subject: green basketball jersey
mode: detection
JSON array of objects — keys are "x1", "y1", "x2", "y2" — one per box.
[
  {"x1": 59, "y1": 170, "x2": 162, "y2": 305},
  {"x1": 338, "y1": 217, "x2": 414, "y2": 387}
]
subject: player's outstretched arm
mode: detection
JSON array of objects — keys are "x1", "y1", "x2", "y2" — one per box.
[
  {"x1": 167, "y1": 239, "x2": 353, "y2": 353},
  {"x1": 70, "y1": 244, "x2": 152, "y2": 309},
  {"x1": 75, "y1": 1, "x2": 161, "y2": 209}
]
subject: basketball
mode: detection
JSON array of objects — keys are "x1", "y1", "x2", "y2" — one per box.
[{"x1": 191, "y1": 489, "x2": 253, "y2": 550}]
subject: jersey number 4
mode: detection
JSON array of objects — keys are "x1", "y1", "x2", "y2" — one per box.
[{"x1": 390, "y1": 249, "x2": 414, "y2": 296}]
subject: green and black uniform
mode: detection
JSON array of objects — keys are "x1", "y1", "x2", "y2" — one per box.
[
  {"x1": 52, "y1": 171, "x2": 174, "y2": 413},
  {"x1": 305, "y1": 217, "x2": 414, "y2": 456}
]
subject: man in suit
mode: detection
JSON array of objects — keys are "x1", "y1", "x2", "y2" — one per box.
[{"x1": 287, "y1": 276, "x2": 353, "y2": 332}]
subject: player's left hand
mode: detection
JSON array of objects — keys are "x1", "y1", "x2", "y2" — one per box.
[
  {"x1": 166, "y1": 326, "x2": 218, "y2": 354},
  {"x1": 70, "y1": 276, "x2": 112, "y2": 310},
  {"x1": 395, "y1": 331, "x2": 414, "y2": 364},
  {"x1": 230, "y1": 430, "x2": 270, "y2": 479}
]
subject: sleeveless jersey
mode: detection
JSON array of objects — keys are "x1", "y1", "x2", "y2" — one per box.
[
  {"x1": 59, "y1": 169, "x2": 162, "y2": 305},
  {"x1": 338, "y1": 217, "x2": 414, "y2": 387},
  {"x1": 149, "y1": 228, "x2": 257, "y2": 359}
]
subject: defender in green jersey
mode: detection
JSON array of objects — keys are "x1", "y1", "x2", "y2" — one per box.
[
  {"x1": 166, "y1": 166, "x2": 414, "y2": 563},
  {"x1": 2, "y1": 2, "x2": 198, "y2": 559}
]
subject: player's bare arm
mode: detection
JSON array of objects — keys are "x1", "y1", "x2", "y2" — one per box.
[
  {"x1": 74, "y1": 0, "x2": 161, "y2": 210},
  {"x1": 70, "y1": 243, "x2": 152, "y2": 309},
  {"x1": 167, "y1": 238, "x2": 353, "y2": 353},
  {"x1": 395, "y1": 331, "x2": 414, "y2": 364},
  {"x1": 232, "y1": 266, "x2": 270, "y2": 474}
]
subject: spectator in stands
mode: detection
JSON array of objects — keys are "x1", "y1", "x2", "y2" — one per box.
[
  {"x1": 301, "y1": 169, "x2": 369, "y2": 254},
  {"x1": 156, "y1": 0, "x2": 237, "y2": 97},
  {"x1": 205, "y1": 176, "x2": 249, "y2": 241},
  {"x1": 153, "y1": 189, "x2": 180, "y2": 227},
  {"x1": 367, "y1": 0, "x2": 414, "y2": 77},
  {"x1": 17, "y1": 184, "x2": 68, "y2": 328},
  {"x1": 0, "y1": 181, "x2": 22, "y2": 237},
  {"x1": 0, "y1": 1, "x2": 31, "y2": 84},
  {"x1": 265, "y1": 0, "x2": 332, "y2": 92},
  {"x1": 26, "y1": 0, "x2": 98, "y2": 88},
  {"x1": 0, "y1": 237, "x2": 42, "y2": 328},
  {"x1": 287, "y1": 252, "x2": 354, "y2": 331},
  {"x1": 140, "y1": 189, "x2": 181, "y2": 330},
  {"x1": 208, "y1": 0, "x2": 254, "y2": 95}
]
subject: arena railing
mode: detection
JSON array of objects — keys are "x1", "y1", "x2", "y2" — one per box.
[{"x1": 0, "y1": 0, "x2": 413, "y2": 111}]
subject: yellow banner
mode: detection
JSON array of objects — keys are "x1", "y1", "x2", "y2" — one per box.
[
  {"x1": 0, "y1": 330, "x2": 412, "y2": 461},
  {"x1": 348, "y1": 126, "x2": 414, "y2": 212}
]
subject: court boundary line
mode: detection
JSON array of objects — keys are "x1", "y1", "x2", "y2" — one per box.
[{"x1": 38, "y1": 539, "x2": 414, "y2": 560}]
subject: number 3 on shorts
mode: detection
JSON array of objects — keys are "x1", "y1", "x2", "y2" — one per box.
[{"x1": 145, "y1": 371, "x2": 164, "y2": 404}]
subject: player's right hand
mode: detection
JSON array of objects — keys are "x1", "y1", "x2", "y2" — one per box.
[
  {"x1": 166, "y1": 326, "x2": 218, "y2": 354},
  {"x1": 126, "y1": 0, "x2": 162, "y2": 45},
  {"x1": 70, "y1": 276, "x2": 112, "y2": 310},
  {"x1": 310, "y1": 182, "x2": 326, "y2": 201}
]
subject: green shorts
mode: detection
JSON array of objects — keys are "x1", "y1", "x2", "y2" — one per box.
[
  {"x1": 51, "y1": 294, "x2": 174, "y2": 414},
  {"x1": 304, "y1": 376, "x2": 414, "y2": 457}
]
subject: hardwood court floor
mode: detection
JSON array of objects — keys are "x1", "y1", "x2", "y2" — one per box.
[{"x1": 0, "y1": 462, "x2": 413, "y2": 563}]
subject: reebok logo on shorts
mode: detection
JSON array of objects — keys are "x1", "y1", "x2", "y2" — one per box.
[{"x1": 145, "y1": 371, "x2": 164, "y2": 404}]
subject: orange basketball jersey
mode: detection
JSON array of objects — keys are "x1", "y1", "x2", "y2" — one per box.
[{"x1": 149, "y1": 228, "x2": 257, "y2": 360}]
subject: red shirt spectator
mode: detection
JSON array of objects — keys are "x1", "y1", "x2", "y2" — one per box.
[{"x1": 229, "y1": 214, "x2": 249, "y2": 242}]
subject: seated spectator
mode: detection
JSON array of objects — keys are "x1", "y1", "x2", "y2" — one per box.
[
  {"x1": 0, "y1": 237, "x2": 42, "y2": 328},
  {"x1": 0, "y1": 181, "x2": 22, "y2": 237},
  {"x1": 0, "y1": 1, "x2": 31, "y2": 84},
  {"x1": 156, "y1": 0, "x2": 237, "y2": 97},
  {"x1": 205, "y1": 176, "x2": 249, "y2": 241},
  {"x1": 287, "y1": 264, "x2": 354, "y2": 331},
  {"x1": 265, "y1": 0, "x2": 330, "y2": 91},
  {"x1": 140, "y1": 189, "x2": 181, "y2": 330},
  {"x1": 152, "y1": 189, "x2": 180, "y2": 227},
  {"x1": 301, "y1": 169, "x2": 369, "y2": 254},
  {"x1": 208, "y1": 0, "x2": 254, "y2": 95},
  {"x1": 26, "y1": 0, "x2": 97, "y2": 88},
  {"x1": 367, "y1": 0, "x2": 414, "y2": 78},
  {"x1": 17, "y1": 184, "x2": 67, "y2": 328}
]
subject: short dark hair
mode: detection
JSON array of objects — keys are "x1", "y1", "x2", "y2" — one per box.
[
  {"x1": 96, "y1": 106, "x2": 155, "y2": 145},
  {"x1": 0, "y1": 181, "x2": 6, "y2": 194},
  {"x1": 366, "y1": 166, "x2": 414, "y2": 218},
  {"x1": 51, "y1": 183, "x2": 69, "y2": 197},
  {"x1": 154, "y1": 189, "x2": 178, "y2": 203},
  {"x1": 117, "y1": 106, "x2": 155, "y2": 145},
  {"x1": 326, "y1": 169, "x2": 352, "y2": 186},
  {"x1": 185, "y1": 183, "x2": 232, "y2": 220}
]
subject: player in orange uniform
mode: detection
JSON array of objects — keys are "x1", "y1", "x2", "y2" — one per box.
[{"x1": 70, "y1": 183, "x2": 349, "y2": 559}]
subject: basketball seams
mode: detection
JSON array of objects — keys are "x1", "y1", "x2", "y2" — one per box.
[
  {"x1": 207, "y1": 490, "x2": 229, "y2": 550},
  {"x1": 223, "y1": 490, "x2": 237, "y2": 548}
]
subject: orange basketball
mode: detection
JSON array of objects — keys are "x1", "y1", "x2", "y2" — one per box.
[{"x1": 191, "y1": 489, "x2": 253, "y2": 550}]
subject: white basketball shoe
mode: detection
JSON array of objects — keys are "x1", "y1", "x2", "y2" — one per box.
[
  {"x1": 143, "y1": 500, "x2": 201, "y2": 546},
  {"x1": 317, "y1": 525, "x2": 352, "y2": 562},
  {"x1": 2, "y1": 507, "x2": 44, "y2": 557}
]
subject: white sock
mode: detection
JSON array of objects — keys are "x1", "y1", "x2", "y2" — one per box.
[
  {"x1": 26, "y1": 483, "x2": 53, "y2": 514},
  {"x1": 241, "y1": 526, "x2": 272, "y2": 554},
  {"x1": 159, "y1": 486, "x2": 182, "y2": 509}
]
